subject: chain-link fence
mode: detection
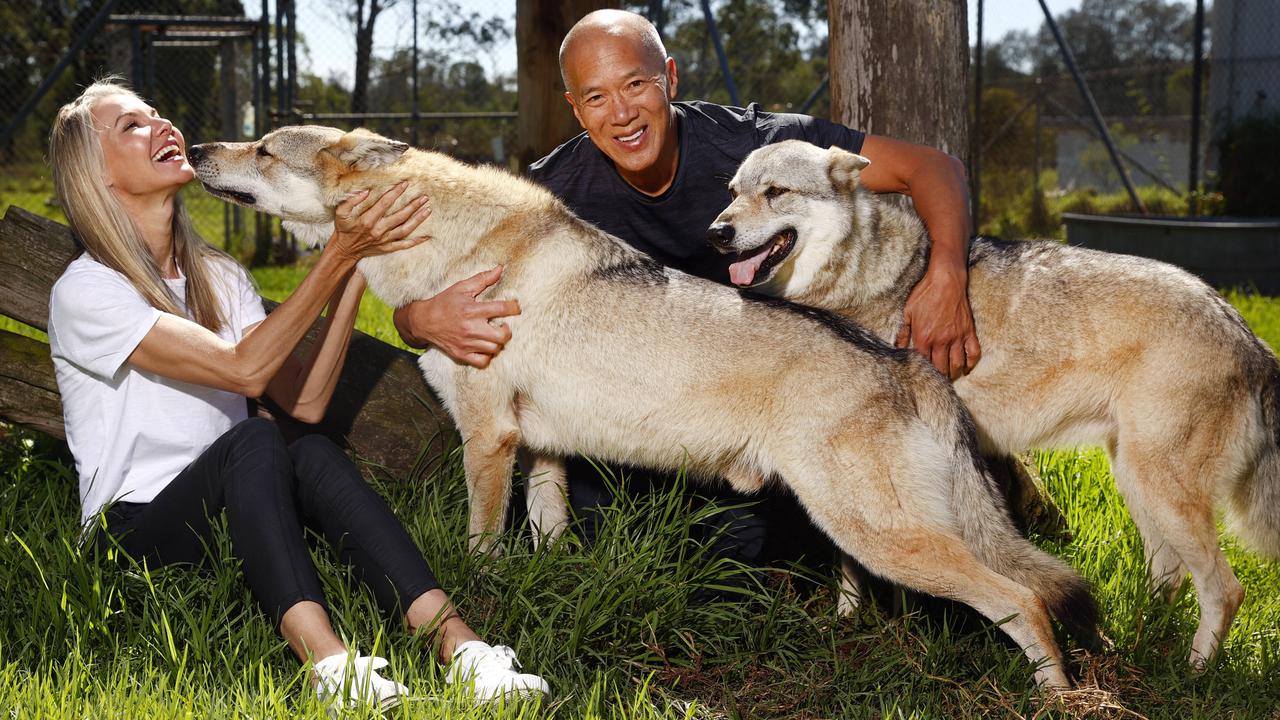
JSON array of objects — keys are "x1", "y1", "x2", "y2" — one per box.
[
  {"x1": 1, "y1": 5, "x2": 267, "y2": 260},
  {"x1": 0, "y1": 1, "x2": 527, "y2": 263},
  {"x1": 973, "y1": 1, "x2": 1280, "y2": 238}
]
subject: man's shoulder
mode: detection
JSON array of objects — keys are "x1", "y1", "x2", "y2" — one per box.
[
  {"x1": 527, "y1": 132, "x2": 600, "y2": 186},
  {"x1": 677, "y1": 100, "x2": 758, "y2": 134},
  {"x1": 677, "y1": 101, "x2": 854, "y2": 150}
]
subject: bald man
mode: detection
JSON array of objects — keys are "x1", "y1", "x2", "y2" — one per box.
[{"x1": 393, "y1": 10, "x2": 980, "y2": 575}]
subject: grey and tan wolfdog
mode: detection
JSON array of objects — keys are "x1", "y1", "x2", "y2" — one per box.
[
  {"x1": 188, "y1": 126, "x2": 1098, "y2": 688},
  {"x1": 709, "y1": 139, "x2": 1280, "y2": 668}
]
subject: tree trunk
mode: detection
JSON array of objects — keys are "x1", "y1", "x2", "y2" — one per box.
[
  {"x1": 827, "y1": 0, "x2": 969, "y2": 157},
  {"x1": 825, "y1": 0, "x2": 1070, "y2": 548},
  {"x1": 351, "y1": 0, "x2": 380, "y2": 115},
  {"x1": 514, "y1": 0, "x2": 616, "y2": 170},
  {"x1": 0, "y1": 206, "x2": 457, "y2": 480}
]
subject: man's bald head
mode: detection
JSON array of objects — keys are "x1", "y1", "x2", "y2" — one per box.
[{"x1": 560, "y1": 9, "x2": 667, "y2": 93}]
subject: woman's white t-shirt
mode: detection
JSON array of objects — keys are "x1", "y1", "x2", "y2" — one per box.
[{"x1": 48, "y1": 253, "x2": 267, "y2": 526}]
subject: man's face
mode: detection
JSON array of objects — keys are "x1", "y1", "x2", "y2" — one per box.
[{"x1": 563, "y1": 33, "x2": 679, "y2": 186}]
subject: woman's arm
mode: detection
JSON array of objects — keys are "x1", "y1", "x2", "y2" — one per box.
[
  {"x1": 126, "y1": 183, "x2": 430, "y2": 396},
  {"x1": 261, "y1": 270, "x2": 368, "y2": 423}
]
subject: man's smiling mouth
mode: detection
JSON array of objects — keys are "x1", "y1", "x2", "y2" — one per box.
[{"x1": 615, "y1": 127, "x2": 646, "y2": 148}]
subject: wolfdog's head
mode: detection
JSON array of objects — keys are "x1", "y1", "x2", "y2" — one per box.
[
  {"x1": 188, "y1": 126, "x2": 409, "y2": 244},
  {"x1": 708, "y1": 140, "x2": 870, "y2": 292}
]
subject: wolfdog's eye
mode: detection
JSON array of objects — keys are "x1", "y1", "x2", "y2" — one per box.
[
  {"x1": 764, "y1": 186, "x2": 787, "y2": 200},
  {"x1": 256, "y1": 145, "x2": 272, "y2": 158}
]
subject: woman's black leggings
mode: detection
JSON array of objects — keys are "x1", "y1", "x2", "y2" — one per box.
[{"x1": 95, "y1": 417, "x2": 440, "y2": 628}]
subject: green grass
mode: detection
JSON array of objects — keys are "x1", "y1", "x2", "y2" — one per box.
[{"x1": 3, "y1": 295, "x2": 1280, "y2": 717}]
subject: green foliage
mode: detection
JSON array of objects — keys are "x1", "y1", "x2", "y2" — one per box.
[
  {"x1": 986, "y1": 0, "x2": 1198, "y2": 119},
  {"x1": 1216, "y1": 113, "x2": 1280, "y2": 218},
  {"x1": 649, "y1": 0, "x2": 829, "y2": 114},
  {"x1": 980, "y1": 175, "x2": 1226, "y2": 240},
  {"x1": 974, "y1": 86, "x2": 1057, "y2": 232}
]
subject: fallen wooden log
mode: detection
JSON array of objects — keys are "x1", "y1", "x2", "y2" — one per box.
[{"x1": 0, "y1": 205, "x2": 457, "y2": 479}]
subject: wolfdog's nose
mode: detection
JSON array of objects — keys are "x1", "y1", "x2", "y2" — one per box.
[
  {"x1": 187, "y1": 144, "x2": 207, "y2": 163},
  {"x1": 707, "y1": 222, "x2": 736, "y2": 251}
]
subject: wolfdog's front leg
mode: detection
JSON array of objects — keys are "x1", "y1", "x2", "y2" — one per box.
[{"x1": 457, "y1": 384, "x2": 521, "y2": 555}]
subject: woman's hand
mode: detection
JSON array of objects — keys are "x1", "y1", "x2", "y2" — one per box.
[{"x1": 328, "y1": 181, "x2": 433, "y2": 262}]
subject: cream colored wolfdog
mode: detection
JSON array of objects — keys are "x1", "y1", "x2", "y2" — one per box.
[
  {"x1": 189, "y1": 126, "x2": 1097, "y2": 688},
  {"x1": 709, "y1": 139, "x2": 1280, "y2": 668}
]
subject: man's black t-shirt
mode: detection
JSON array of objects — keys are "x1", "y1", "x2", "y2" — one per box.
[{"x1": 528, "y1": 101, "x2": 866, "y2": 283}]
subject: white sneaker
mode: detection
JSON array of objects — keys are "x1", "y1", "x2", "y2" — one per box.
[
  {"x1": 446, "y1": 641, "x2": 550, "y2": 702},
  {"x1": 313, "y1": 652, "x2": 408, "y2": 716}
]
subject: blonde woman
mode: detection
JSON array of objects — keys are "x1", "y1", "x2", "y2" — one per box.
[{"x1": 46, "y1": 79, "x2": 548, "y2": 712}]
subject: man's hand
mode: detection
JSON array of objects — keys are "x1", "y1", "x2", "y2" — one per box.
[
  {"x1": 393, "y1": 266, "x2": 521, "y2": 368},
  {"x1": 895, "y1": 265, "x2": 981, "y2": 380}
]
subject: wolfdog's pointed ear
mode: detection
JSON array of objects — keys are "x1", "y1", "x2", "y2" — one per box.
[
  {"x1": 330, "y1": 129, "x2": 409, "y2": 171},
  {"x1": 827, "y1": 146, "x2": 870, "y2": 189}
]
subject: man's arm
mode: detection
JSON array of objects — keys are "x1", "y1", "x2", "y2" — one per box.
[
  {"x1": 392, "y1": 266, "x2": 520, "y2": 369},
  {"x1": 857, "y1": 134, "x2": 980, "y2": 380}
]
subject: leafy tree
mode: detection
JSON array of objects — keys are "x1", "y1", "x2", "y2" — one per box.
[
  {"x1": 326, "y1": 0, "x2": 399, "y2": 114},
  {"x1": 982, "y1": 0, "x2": 1199, "y2": 118},
  {"x1": 322, "y1": 0, "x2": 512, "y2": 115},
  {"x1": 636, "y1": 0, "x2": 829, "y2": 115}
]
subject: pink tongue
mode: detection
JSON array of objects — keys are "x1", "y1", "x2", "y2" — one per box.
[{"x1": 728, "y1": 245, "x2": 771, "y2": 286}]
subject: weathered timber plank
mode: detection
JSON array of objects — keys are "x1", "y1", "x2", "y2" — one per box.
[
  {"x1": 0, "y1": 206, "x2": 458, "y2": 478},
  {"x1": 0, "y1": 330, "x2": 64, "y2": 439},
  {"x1": 0, "y1": 207, "x2": 76, "y2": 331}
]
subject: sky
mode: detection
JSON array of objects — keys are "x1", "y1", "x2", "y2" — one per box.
[{"x1": 292, "y1": 0, "x2": 1193, "y2": 89}]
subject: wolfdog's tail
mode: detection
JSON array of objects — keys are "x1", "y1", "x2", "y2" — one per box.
[
  {"x1": 1227, "y1": 363, "x2": 1280, "y2": 558},
  {"x1": 946, "y1": 414, "x2": 1100, "y2": 643}
]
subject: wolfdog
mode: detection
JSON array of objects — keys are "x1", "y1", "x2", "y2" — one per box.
[
  {"x1": 188, "y1": 126, "x2": 1097, "y2": 687},
  {"x1": 708, "y1": 139, "x2": 1280, "y2": 667}
]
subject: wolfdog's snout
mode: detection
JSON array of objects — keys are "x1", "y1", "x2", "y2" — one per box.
[
  {"x1": 707, "y1": 222, "x2": 736, "y2": 252},
  {"x1": 187, "y1": 144, "x2": 208, "y2": 164}
]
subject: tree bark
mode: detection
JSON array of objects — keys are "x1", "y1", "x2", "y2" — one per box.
[
  {"x1": 0, "y1": 206, "x2": 457, "y2": 480},
  {"x1": 351, "y1": 0, "x2": 385, "y2": 115},
  {"x1": 827, "y1": 0, "x2": 969, "y2": 157},
  {"x1": 826, "y1": 1, "x2": 1070, "y2": 544},
  {"x1": 514, "y1": 0, "x2": 616, "y2": 169}
]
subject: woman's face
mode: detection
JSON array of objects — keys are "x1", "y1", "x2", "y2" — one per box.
[{"x1": 90, "y1": 93, "x2": 194, "y2": 199}]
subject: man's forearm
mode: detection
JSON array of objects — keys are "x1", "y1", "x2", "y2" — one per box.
[
  {"x1": 393, "y1": 303, "x2": 432, "y2": 349},
  {"x1": 909, "y1": 152, "x2": 971, "y2": 276},
  {"x1": 858, "y1": 136, "x2": 971, "y2": 275}
]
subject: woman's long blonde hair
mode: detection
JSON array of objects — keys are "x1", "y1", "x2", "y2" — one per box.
[{"x1": 49, "y1": 78, "x2": 232, "y2": 333}]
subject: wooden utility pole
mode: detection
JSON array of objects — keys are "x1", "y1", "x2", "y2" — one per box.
[
  {"x1": 827, "y1": 0, "x2": 969, "y2": 158},
  {"x1": 515, "y1": 0, "x2": 615, "y2": 169}
]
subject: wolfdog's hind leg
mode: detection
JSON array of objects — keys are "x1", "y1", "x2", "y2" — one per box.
[
  {"x1": 836, "y1": 551, "x2": 865, "y2": 616},
  {"x1": 1111, "y1": 443, "x2": 1243, "y2": 668},
  {"x1": 819, "y1": 519, "x2": 1070, "y2": 688},
  {"x1": 518, "y1": 449, "x2": 569, "y2": 548}
]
